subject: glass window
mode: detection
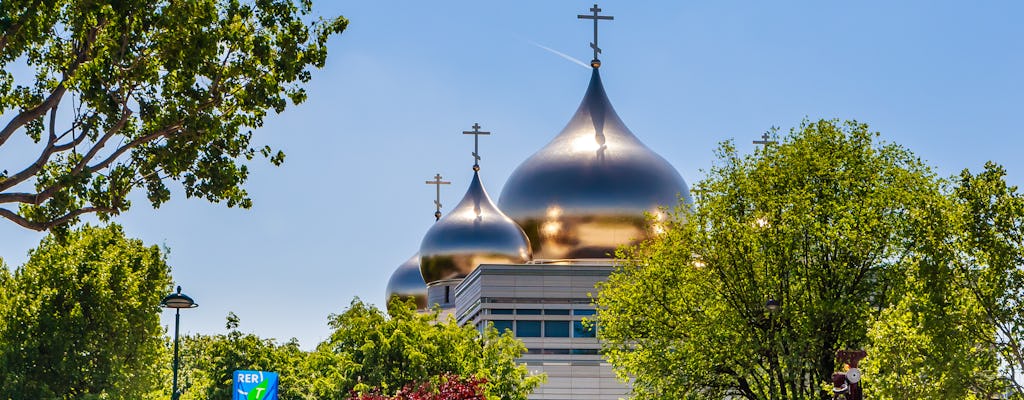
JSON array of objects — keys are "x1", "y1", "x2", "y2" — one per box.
[
  {"x1": 573, "y1": 321, "x2": 596, "y2": 338},
  {"x1": 545, "y1": 321, "x2": 570, "y2": 337},
  {"x1": 490, "y1": 309, "x2": 513, "y2": 315},
  {"x1": 544, "y1": 309, "x2": 570, "y2": 315},
  {"x1": 517, "y1": 321, "x2": 542, "y2": 337},
  {"x1": 573, "y1": 309, "x2": 597, "y2": 316},
  {"x1": 570, "y1": 349, "x2": 599, "y2": 355},
  {"x1": 492, "y1": 320, "x2": 513, "y2": 333},
  {"x1": 516, "y1": 309, "x2": 542, "y2": 315}
]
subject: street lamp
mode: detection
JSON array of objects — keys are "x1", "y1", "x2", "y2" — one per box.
[{"x1": 161, "y1": 286, "x2": 197, "y2": 400}]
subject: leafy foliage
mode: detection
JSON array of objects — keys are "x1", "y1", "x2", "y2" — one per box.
[
  {"x1": 596, "y1": 119, "x2": 999, "y2": 399},
  {"x1": 0, "y1": 0, "x2": 347, "y2": 231},
  {"x1": 347, "y1": 374, "x2": 488, "y2": 400},
  {"x1": 171, "y1": 299, "x2": 542, "y2": 400},
  {"x1": 174, "y1": 313, "x2": 311, "y2": 400},
  {"x1": 304, "y1": 298, "x2": 544, "y2": 400},
  {"x1": 0, "y1": 224, "x2": 172, "y2": 399},
  {"x1": 944, "y1": 162, "x2": 1024, "y2": 397}
]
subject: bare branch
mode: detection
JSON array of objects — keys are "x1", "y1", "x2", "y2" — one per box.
[
  {"x1": 0, "y1": 84, "x2": 66, "y2": 146},
  {"x1": 0, "y1": 140, "x2": 56, "y2": 192},
  {"x1": 72, "y1": 114, "x2": 127, "y2": 175},
  {"x1": 0, "y1": 208, "x2": 37, "y2": 230},
  {"x1": 0, "y1": 206, "x2": 116, "y2": 231},
  {"x1": 86, "y1": 122, "x2": 181, "y2": 174},
  {"x1": 0, "y1": 192, "x2": 37, "y2": 204},
  {"x1": 52, "y1": 120, "x2": 89, "y2": 151}
]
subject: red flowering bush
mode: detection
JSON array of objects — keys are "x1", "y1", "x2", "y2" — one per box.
[{"x1": 348, "y1": 374, "x2": 488, "y2": 400}]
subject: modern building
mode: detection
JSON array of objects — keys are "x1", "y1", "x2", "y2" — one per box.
[{"x1": 384, "y1": 5, "x2": 692, "y2": 399}]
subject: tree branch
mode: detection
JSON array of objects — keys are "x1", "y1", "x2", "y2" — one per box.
[
  {"x1": 86, "y1": 122, "x2": 181, "y2": 174},
  {"x1": 0, "y1": 139, "x2": 56, "y2": 192},
  {"x1": 0, "y1": 84, "x2": 66, "y2": 147},
  {"x1": 0, "y1": 205, "x2": 115, "y2": 231},
  {"x1": 1, "y1": 12, "x2": 104, "y2": 147},
  {"x1": 52, "y1": 120, "x2": 90, "y2": 152}
]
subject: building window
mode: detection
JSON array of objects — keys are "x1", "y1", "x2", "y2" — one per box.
[
  {"x1": 490, "y1": 309, "x2": 514, "y2": 315},
  {"x1": 570, "y1": 349, "x2": 599, "y2": 355},
  {"x1": 573, "y1": 309, "x2": 597, "y2": 316},
  {"x1": 492, "y1": 320, "x2": 513, "y2": 333},
  {"x1": 544, "y1": 309, "x2": 570, "y2": 315},
  {"x1": 516, "y1": 309, "x2": 542, "y2": 315},
  {"x1": 517, "y1": 321, "x2": 542, "y2": 337},
  {"x1": 545, "y1": 321, "x2": 570, "y2": 337},
  {"x1": 573, "y1": 320, "x2": 596, "y2": 338}
]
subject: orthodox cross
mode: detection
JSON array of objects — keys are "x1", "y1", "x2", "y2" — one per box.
[
  {"x1": 753, "y1": 132, "x2": 777, "y2": 148},
  {"x1": 425, "y1": 173, "x2": 451, "y2": 221},
  {"x1": 462, "y1": 123, "x2": 490, "y2": 171},
  {"x1": 578, "y1": 4, "x2": 613, "y2": 68}
]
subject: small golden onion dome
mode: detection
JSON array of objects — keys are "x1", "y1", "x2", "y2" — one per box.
[
  {"x1": 385, "y1": 253, "x2": 427, "y2": 310},
  {"x1": 420, "y1": 171, "x2": 532, "y2": 284},
  {"x1": 497, "y1": 68, "x2": 692, "y2": 261}
]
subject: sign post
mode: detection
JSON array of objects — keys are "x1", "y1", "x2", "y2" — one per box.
[{"x1": 232, "y1": 370, "x2": 279, "y2": 400}]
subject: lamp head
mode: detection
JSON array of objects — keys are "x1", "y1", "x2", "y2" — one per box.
[{"x1": 161, "y1": 286, "x2": 198, "y2": 309}]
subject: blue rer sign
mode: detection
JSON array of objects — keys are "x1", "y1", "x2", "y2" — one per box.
[{"x1": 232, "y1": 370, "x2": 279, "y2": 400}]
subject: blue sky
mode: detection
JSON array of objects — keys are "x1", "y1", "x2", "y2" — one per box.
[{"x1": 1, "y1": 1, "x2": 1022, "y2": 348}]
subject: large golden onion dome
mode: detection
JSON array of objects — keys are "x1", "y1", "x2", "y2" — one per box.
[
  {"x1": 385, "y1": 253, "x2": 427, "y2": 310},
  {"x1": 419, "y1": 171, "x2": 532, "y2": 285},
  {"x1": 497, "y1": 68, "x2": 692, "y2": 261}
]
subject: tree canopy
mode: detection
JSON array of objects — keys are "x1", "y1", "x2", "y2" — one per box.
[
  {"x1": 596, "y1": 120, "x2": 1001, "y2": 399},
  {"x1": 173, "y1": 313, "x2": 311, "y2": 400},
  {"x1": 0, "y1": 0, "x2": 347, "y2": 231},
  {"x1": 171, "y1": 299, "x2": 543, "y2": 400},
  {"x1": 303, "y1": 299, "x2": 544, "y2": 400},
  {"x1": 0, "y1": 224, "x2": 172, "y2": 399}
]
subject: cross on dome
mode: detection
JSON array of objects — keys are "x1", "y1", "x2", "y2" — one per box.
[
  {"x1": 462, "y1": 122, "x2": 491, "y2": 171},
  {"x1": 425, "y1": 173, "x2": 451, "y2": 221},
  {"x1": 753, "y1": 132, "x2": 777, "y2": 148},
  {"x1": 577, "y1": 4, "x2": 614, "y2": 68}
]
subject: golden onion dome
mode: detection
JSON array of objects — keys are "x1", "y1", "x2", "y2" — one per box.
[
  {"x1": 497, "y1": 68, "x2": 692, "y2": 261},
  {"x1": 420, "y1": 171, "x2": 532, "y2": 285},
  {"x1": 385, "y1": 253, "x2": 427, "y2": 310}
]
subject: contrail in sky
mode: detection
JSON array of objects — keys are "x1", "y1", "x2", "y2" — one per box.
[{"x1": 530, "y1": 41, "x2": 590, "y2": 69}]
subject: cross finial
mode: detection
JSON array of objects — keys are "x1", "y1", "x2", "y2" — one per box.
[
  {"x1": 462, "y1": 122, "x2": 491, "y2": 172},
  {"x1": 425, "y1": 173, "x2": 451, "y2": 221},
  {"x1": 578, "y1": 4, "x2": 614, "y2": 68},
  {"x1": 753, "y1": 132, "x2": 777, "y2": 148}
]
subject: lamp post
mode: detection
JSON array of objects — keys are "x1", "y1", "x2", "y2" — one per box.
[{"x1": 161, "y1": 286, "x2": 197, "y2": 400}]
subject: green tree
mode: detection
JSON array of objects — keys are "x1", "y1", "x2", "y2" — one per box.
[
  {"x1": 174, "y1": 313, "x2": 310, "y2": 400},
  {"x1": 0, "y1": 224, "x2": 172, "y2": 399},
  {"x1": 596, "y1": 120, "x2": 998, "y2": 399},
  {"x1": 305, "y1": 298, "x2": 544, "y2": 400},
  {"x1": 940, "y1": 162, "x2": 1024, "y2": 397},
  {"x1": 859, "y1": 163, "x2": 1001, "y2": 399},
  {"x1": 0, "y1": 0, "x2": 347, "y2": 231}
]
